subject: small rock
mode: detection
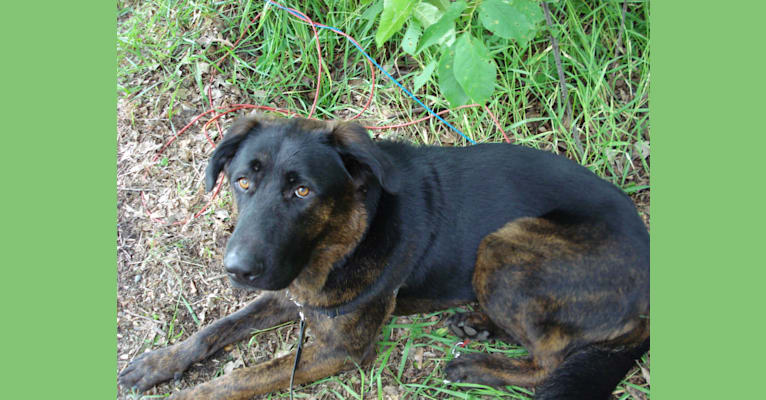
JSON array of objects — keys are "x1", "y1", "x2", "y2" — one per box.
[
  {"x1": 382, "y1": 385, "x2": 399, "y2": 399},
  {"x1": 382, "y1": 385, "x2": 398, "y2": 395},
  {"x1": 449, "y1": 324, "x2": 464, "y2": 337},
  {"x1": 196, "y1": 61, "x2": 210, "y2": 75},
  {"x1": 463, "y1": 325, "x2": 477, "y2": 336},
  {"x1": 222, "y1": 358, "x2": 244, "y2": 375},
  {"x1": 414, "y1": 347, "x2": 424, "y2": 369}
]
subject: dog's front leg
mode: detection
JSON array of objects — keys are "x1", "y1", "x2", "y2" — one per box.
[
  {"x1": 166, "y1": 342, "x2": 356, "y2": 400},
  {"x1": 168, "y1": 294, "x2": 396, "y2": 400},
  {"x1": 119, "y1": 292, "x2": 298, "y2": 392}
]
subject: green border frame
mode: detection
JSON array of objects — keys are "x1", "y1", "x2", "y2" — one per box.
[
  {"x1": 653, "y1": 1, "x2": 766, "y2": 399},
  {"x1": 2, "y1": 2, "x2": 116, "y2": 398},
  {"x1": 3, "y1": 1, "x2": 765, "y2": 399}
]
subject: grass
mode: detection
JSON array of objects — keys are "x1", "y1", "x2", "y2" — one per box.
[
  {"x1": 117, "y1": 0, "x2": 650, "y2": 399},
  {"x1": 118, "y1": 0, "x2": 648, "y2": 190},
  {"x1": 281, "y1": 309, "x2": 538, "y2": 399}
]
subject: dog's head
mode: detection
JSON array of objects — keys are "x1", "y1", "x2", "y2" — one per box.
[{"x1": 205, "y1": 115, "x2": 399, "y2": 290}]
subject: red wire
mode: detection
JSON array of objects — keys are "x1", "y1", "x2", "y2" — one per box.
[
  {"x1": 206, "y1": 11, "x2": 263, "y2": 142},
  {"x1": 140, "y1": 1, "x2": 508, "y2": 226},
  {"x1": 151, "y1": 108, "x2": 218, "y2": 163},
  {"x1": 276, "y1": 3, "x2": 375, "y2": 120},
  {"x1": 202, "y1": 105, "x2": 295, "y2": 133},
  {"x1": 284, "y1": 7, "x2": 323, "y2": 118},
  {"x1": 483, "y1": 105, "x2": 511, "y2": 144},
  {"x1": 365, "y1": 104, "x2": 509, "y2": 144}
]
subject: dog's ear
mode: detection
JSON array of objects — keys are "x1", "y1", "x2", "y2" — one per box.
[
  {"x1": 205, "y1": 115, "x2": 261, "y2": 192},
  {"x1": 327, "y1": 121, "x2": 401, "y2": 194}
]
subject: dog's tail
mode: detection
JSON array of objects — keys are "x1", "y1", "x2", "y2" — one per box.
[{"x1": 534, "y1": 338, "x2": 649, "y2": 400}]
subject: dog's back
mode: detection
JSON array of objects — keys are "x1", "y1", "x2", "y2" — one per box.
[{"x1": 380, "y1": 141, "x2": 648, "y2": 299}]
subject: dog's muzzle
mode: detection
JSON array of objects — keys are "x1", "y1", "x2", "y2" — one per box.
[{"x1": 223, "y1": 249, "x2": 264, "y2": 285}]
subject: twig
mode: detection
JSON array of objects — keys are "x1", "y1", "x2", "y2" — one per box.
[
  {"x1": 204, "y1": 273, "x2": 229, "y2": 282},
  {"x1": 542, "y1": 2, "x2": 584, "y2": 158},
  {"x1": 123, "y1": 309, "x2": 164, "y2": 324},
  {"x1": 176, "y1": 259, "x2": 209, "y2": 268},
  {"x1": 617, "y1": 0, "x2": 628, "y2": 53}
]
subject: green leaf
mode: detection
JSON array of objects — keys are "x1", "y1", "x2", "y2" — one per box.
[
  {"x1": 417, "y1": 24, "x2": 455, "y2": 55},
  {"x1": 375, "y1": 0, "x2": 417, "y2": 48},
  {"x1": 478, "y1": 0, "x2": 544, "y2": 46},
  {"x1": 416, "y1": 0, "x2": 466, "y2": 54},
  {"x1": 413, "y1": 2, "x2": 443, "y2": 28},
  {"x1": 437, "y1": 45, "x2": 470, "y2": 107},
  {"x1": 453, "y1": 33, "x2": 497, "y2": 104},
  {"x1": 412, "y1": 60, "x2": 437, "y2": 93},
  {"x1": 401, "y1": 21, "x2": 422, "y2": 55},
  {"x1": 423, "y1": 0, "x2": 450, "y2": 11},
  {"x1": 361, "y1": 0, "x2": 384, "y2": 21}
]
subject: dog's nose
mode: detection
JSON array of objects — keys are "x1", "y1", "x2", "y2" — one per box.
[{"x1": 223, "y1": 251, "x2": 262, "y2": 283}]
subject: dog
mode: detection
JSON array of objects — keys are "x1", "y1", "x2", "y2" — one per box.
[{"x1": 119, "y1": 115, "x2": 649, "y2": 399}]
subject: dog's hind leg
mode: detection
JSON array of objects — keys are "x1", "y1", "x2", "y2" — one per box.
[
  {"x1": 119, "y1": 292, "x2": 298, "y2": 392},
  {"x1": 446, "y1": 217, "x2": 649, "y2": 399},
  {"x1": 445, "y1": 353, "x2": 554, "y2": 387},
  {"x1": 533, "y1": 338, "x2": 650, "y2": 400}
]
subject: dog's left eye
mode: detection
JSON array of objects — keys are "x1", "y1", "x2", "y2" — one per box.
[
  {"x1": 295, "y1": 186, "x2": 310, "y2": 198},
  {"x1": 237, "y1": 178, "x2": 250, "y2": 190}
]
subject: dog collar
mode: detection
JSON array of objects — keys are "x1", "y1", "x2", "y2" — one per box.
[{"x1": 287, "y1": 288, "x2": 399, "y2": 319}]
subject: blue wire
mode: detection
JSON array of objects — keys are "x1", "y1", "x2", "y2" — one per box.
[{"x1": 263, "y1": 0, "x2": 476, "y2": 145}]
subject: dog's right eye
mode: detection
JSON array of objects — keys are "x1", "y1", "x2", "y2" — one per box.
[
  {"x1": 295, "y1": 186, "x2": 310, "y2": 198},
  {"x1": 237, "y1": 178, "x2": 250, "y2": 190}
]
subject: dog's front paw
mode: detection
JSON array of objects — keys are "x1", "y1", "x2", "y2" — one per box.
[{"x1": 119, "y1": 345, "x2": 192, "y2": 392}]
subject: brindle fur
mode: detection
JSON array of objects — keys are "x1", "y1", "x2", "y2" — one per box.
[
  {"x1": 119, "y1": 115, "x2": 649, "y2": 400},
  {"x1": 447, "y1": 218, "x2": 649, "y2": 398}
]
